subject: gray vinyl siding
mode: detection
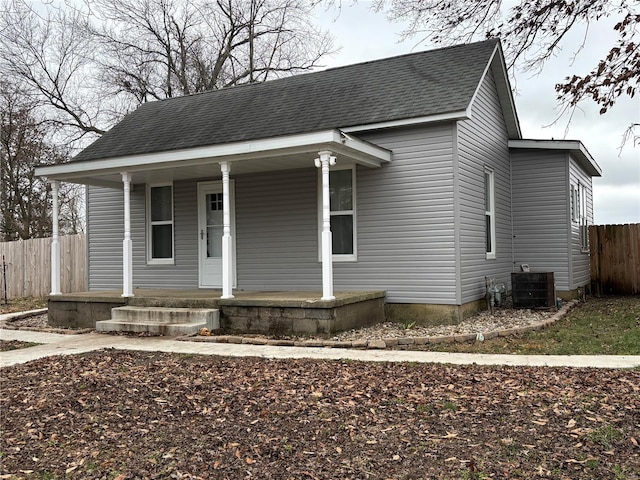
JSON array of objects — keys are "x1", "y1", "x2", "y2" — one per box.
[
  {"x1": 456, "y1": 69, "x2": 513, "y2": 303},
  {"x1": 510, "y1": 151, "x2": 570, "y2": 291},
  {"x1": 235, "y1": 168, "x2": 321, "y2": 289},
  {"x1": 88, "y1": 181, "x2": 201, "y2": 291},
  {"x1": 237, "y1": 124, "x2": 457, "y2": 304},
  {"x1": 87, "y1": 124, "x2": 457, "y2": 304},
  {"x1": 87, "y1": 185, "x2": 123, "y2": 290},
  {"x1": 337, "y1": 126, "x2": 457, "y2": 304},
  {"x1": 569, "y1": 155, "x2": 593, "y2": 288}
]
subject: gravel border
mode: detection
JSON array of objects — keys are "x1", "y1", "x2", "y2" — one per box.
[
  {"x1": 0, "y1": 301, "x2": 578, "y2": 348},
  {"x1": 179, "y1": 301, "x2": 578, "y2": 349}
]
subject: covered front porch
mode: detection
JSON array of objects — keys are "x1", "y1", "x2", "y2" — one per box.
[
  {"x1": 48, "y1": 289, "x2": 386, "y2": 336},
  {"x1": 37, "y1": 129, "x2": 391, "y2": 303}
]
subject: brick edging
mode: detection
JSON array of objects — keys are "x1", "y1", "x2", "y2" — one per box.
[{"x1": 180, "y1": 301, "x2": 578, "y2": 349}]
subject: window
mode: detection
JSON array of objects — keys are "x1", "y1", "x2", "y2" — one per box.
[
  {"x1": 570, "y1": 185, "x2": 577, "y2": 222},
  {"x1": 484, "y1": 168, "x2": 496, "y2": 259},
  {"x1": 579, "y1": 182, "x2": 588, "y2": 252},
  {"x1": 319, "y1": 165, "x2": 356, "y2": 261},
  {"x1": 147, "y1": 184, "x2": 174, "y2": 263}
]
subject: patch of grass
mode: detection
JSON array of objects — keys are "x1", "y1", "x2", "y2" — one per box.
[
  {"x1": 588, "y1": 424, "x2": 623, "y2": 449},
  {"x1": 0, "y1": 296, "x2": 47, "y2": 315},
  {"x1": 419, "y1": 296, "x2": 640, "y2": 355},
  {"x1": 417, "y1": 403, "x2": 436, "y2": 415},
  {"x1": 442, "y1": 401, "x2": 458, "y2": 412}
]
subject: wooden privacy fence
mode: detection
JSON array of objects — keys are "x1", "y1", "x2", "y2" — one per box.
[
  {"x1": 590, "y1": 224, "x2": 640, "y2": 295},
  {"x1": 0, "y1": 234, "x2": 87, "y2": 299}
]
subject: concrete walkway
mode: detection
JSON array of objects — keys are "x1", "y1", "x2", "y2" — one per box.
[{"x1": 2, "y1": 328, "x2": 639, "y2": 369}]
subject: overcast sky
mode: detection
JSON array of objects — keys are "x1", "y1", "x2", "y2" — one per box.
[{"x1": 313, "y1": 2, "x2": 640, "y2": 225}]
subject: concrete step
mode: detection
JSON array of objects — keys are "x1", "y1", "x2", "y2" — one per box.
[{"x1": 96, "y1": 306, "x2": 219, "y2": 336}]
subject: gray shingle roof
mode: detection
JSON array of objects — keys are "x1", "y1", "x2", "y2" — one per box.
[{"x1": 73, "y1": 39, "x2": 500, "y2": 162}]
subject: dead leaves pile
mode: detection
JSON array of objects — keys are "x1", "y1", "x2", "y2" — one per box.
[{"x1": 1, "y1": 351, "x2": 639, "y2": 479}]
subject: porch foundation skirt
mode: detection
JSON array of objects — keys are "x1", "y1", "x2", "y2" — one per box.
[{"x1": 47, "y1": 290, "x2": 386, "y2": 336}]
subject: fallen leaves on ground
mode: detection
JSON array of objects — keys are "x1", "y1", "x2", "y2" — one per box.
[{"x1": 1, "y1": 351, "x2": 639, "y2": 479}]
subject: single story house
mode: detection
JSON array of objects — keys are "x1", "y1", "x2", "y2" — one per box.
[{"x1": 37, "y1": 39, "x2": 601, "y2": 332}]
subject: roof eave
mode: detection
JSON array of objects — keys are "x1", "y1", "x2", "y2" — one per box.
[
  {"x1": 35, "y1": 129, "x2": 392, "y2": 184},
  {"x1": 508, "y1": 139, "x2": 602, "y2": 177},
  {"x1": 340, "y1": 110, "x2": 470, "y2": 134}
]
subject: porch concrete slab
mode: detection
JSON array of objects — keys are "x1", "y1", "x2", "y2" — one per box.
[
  {"x1": 50, "y1": 289, "x2": 384, "y2": 305},
  {"x1": 2, "y1": 329, "x2": 639, "y2": 369}
]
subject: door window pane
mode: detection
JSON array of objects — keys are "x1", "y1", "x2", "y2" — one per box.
[
  {"x1": 207, "y1": 226, "x2": 223, "y2": 258},
  {"x1": 206, "y1": 193, "x2": 223, "y2": 225}
]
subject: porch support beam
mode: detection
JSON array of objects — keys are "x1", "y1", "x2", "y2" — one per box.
[
  {"x1": 315, "y1": 150, "x2": 336, "y2": 301},
  {"x1": 121, "y1": 172, "x2": 134, "y2": 297},
  {"x1": 220, "y1": 161, "x2": 234, "y2": 299},
  {"x1": 49, "y1": 180, "x2": 62, "y2": 295}
]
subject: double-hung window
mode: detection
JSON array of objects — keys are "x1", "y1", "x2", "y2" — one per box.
[
  {"x1": 578, "y1": 182, "x2": 588, "y2": 252},
  {"x1": 572, "y1": 182, "x2": 589, "y2": 252},
  {"x1": 319, "y1": 165, "x2": 356, "y2": 261},
  {"x1": 147, "y1": 184, "x2": 174, "y2": 264},
  {"x1": 484, "y1": 168, "x2": 496, "y2": 259}
]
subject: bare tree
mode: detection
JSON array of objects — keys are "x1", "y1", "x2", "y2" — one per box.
[
  {"x1": 91, "y1": 0, "x2": 334, "y2": 100},
  {"x1": 0, "y1": 82, "x2": 83, "y2": 241},
  {"x1": 0, "y1": 0, "x2": 334, "y2": 139},
  {"x1": 373, "y1": 0, "x2": 639, "y2": 141},
  {"x1": 0, "y1": 1, "x2": 108, "y2": 139}
]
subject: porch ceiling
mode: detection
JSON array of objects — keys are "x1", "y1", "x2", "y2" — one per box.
[{"x1": 36, "y1": 129, "x2": 392, "y2": 187}]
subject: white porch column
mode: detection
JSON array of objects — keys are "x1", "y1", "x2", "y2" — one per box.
[
  {"x1": 49, "y1": 180, "x2": 62, "y2": 295},
  {"x1": 315, "y1": 150, "x2": 336, "y2": 301},
  {"x1": 121, "y1": 173, "x2": 134, "y2": 297},
  {"x1": 220, "y1": 161, "x2": 234, "y2": 299}
]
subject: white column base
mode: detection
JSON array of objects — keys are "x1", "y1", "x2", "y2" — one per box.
[
  {"x1": 221, "y1": 234, "x2": 234, "y2": 299},
  {"x1": 122, "y1": 238, "x2": 134, "y2": 297},
  {"x1": 321, "y1": 229, "x2": 335, "y2": 301},
  {"x1": 50, "y1": 238, "x2": 61, "y2": 295}
]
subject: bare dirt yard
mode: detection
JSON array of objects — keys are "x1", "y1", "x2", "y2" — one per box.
[{"x1": 1, "y1": 351, "x2": 639, "y2": 479}]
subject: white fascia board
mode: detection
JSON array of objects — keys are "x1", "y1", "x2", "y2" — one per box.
[
  {"x1": 35, "y1": 129, "x2": 391, "y2": 180},
  {"x1": 508, "y1": 139, "x2": 602, "y2": 177},
  {"x1": 340, "y1": 111, "x2": 469, "y2": 134}
]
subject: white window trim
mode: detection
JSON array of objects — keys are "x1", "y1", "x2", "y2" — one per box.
[
  {"x1": 146, "y1": 183, "x2": 175, "y2": 265},
  {"x1": 485, "y1": 167, "x2": 496, "y2": 260},
  {"x1": 317, "y1": 164, "x2": 357, "y2": 262}
]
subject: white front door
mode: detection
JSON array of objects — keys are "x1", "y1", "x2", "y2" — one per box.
[{"x1": 198, "y1": 181, "x2": 235, "y2": 288}]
